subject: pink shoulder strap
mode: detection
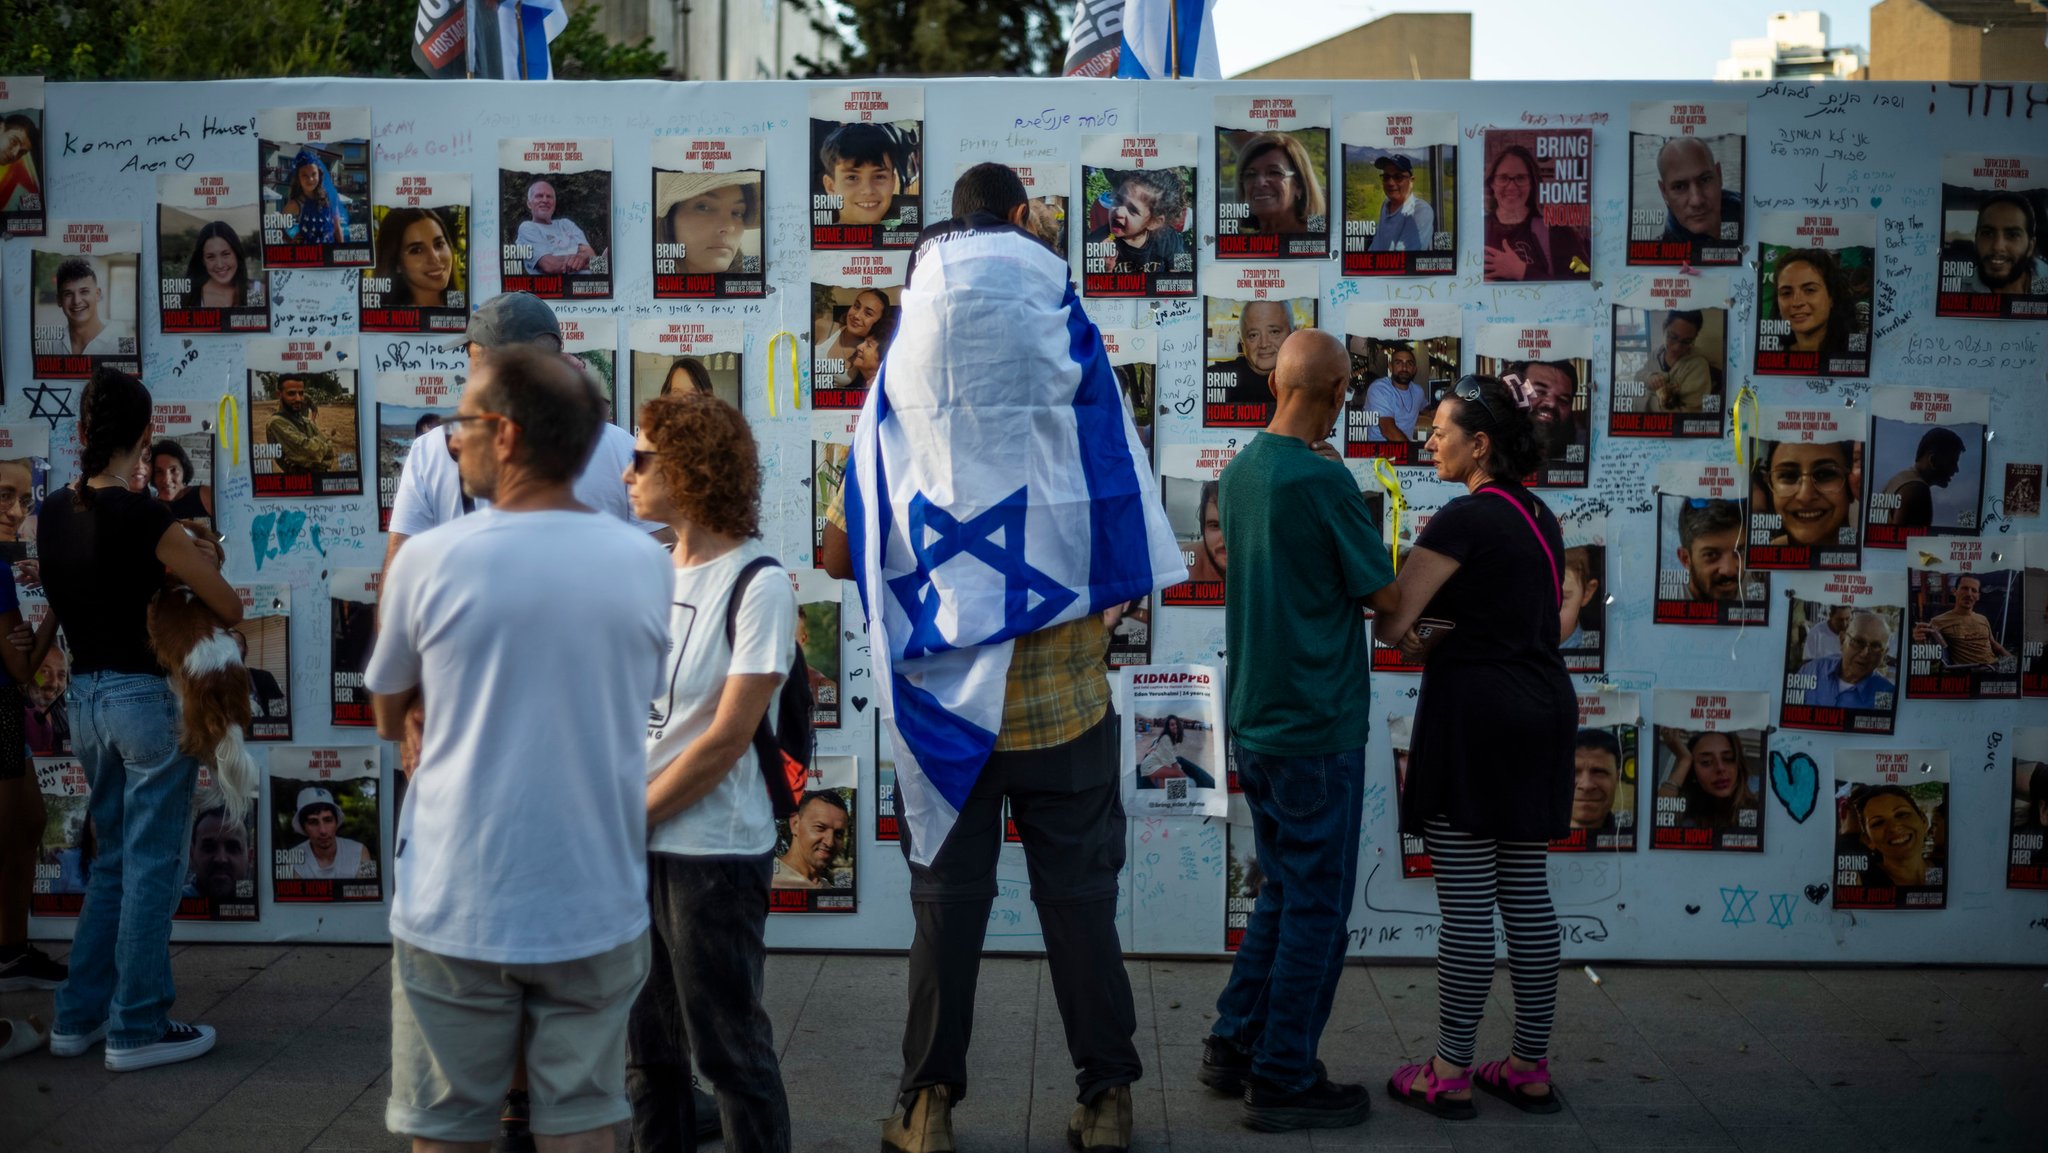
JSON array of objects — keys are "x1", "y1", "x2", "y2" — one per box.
[{"x1": 1482, "y1": 487, "x2": 1562, "y2": 608}]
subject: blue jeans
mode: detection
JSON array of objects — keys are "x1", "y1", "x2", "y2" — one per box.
[
  {"x1": 1212, "y1": 742, "x2": 1365, "y2": 1093},
  {"x1": 52, "y1": 672, "x2": 198, "y2": 1048}
]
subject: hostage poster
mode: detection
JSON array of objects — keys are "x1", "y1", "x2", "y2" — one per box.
[
  {"x1": 1341, "y1": 109, "x2": 1455, "y2": 277},
  {"x1": 810, "y1": 87, "x2": 924, "y2": 250},
  {"x1": 29, "y1": 220, "x2": 141, "y2": 381},
  {"x1": 1834, "y1": 748, "x2": 1947, "y2": 911},
  {"x1": 1215, "y1": 94, "x2": 1331, "y2": 260},
  {"x1": 1626, "y1": 100, "x2": 1745, "y2": 267},
  {"x1": 652, "y1": 135, "x2": 766, "y2": 298},
  {"x1": 330, "y1": 568, "x2": 378, "y2": 728},
  {"x1": 258, "y1": 106, "x2": 372, "y2": 268},
  {"x1": 157, "y1": 170, "x2": 268, "y2": 334},
  {"x1": 1343, "y1": 301, "x2": 1457, "y2": 466},
  {"x1": 1649, "y1": 690, "x2": 1769, "y2": 853},
  {"x1": 1553, "y1": 691, "x2": 1640, "y2": 853},
  {"x1": 176, "y1": 765, "x2": 259, "y2": 922},
  {"x1": 1081, "y1": 133, "x2": 1197, "y2": 298},
  {"x1": 1120, "y1": 665, "x2": 1227, "y2": 817},
  {"x1": 1473, "y1": 323, "x2": 1593, "y2": 488},
  {"x1": 360, "y1": 170, "x2": 470, "y2": 334},
  {"x1": 499, "y1": 136, "x2": 612, "y2": 299},
  {"x1": 1609, "y1": 274, "x2": 1728, "y2": 439},
  {"x1": 269, "y1": 746, "x2": 383, "y2": 903},
  {"x1": 1865, "y1": 385, "x2": 1988, "y2": 549},
  {"x1": 247, "y1": 336, "x2": 361, "y2": 498},
  {"x1": 374, "y1": 371, "x2": 457, "y2": 531},
  {"x1": 1202, "y1": 264, "x2": 1318, "y2": 428},
  {"x1": 238, "y1": 584, "x2": 294, "y2": 741},
  {"x1": 1778, "y1": 570, "x2": 1905, "y2": 735},
  {"x1": 770, "y1": 754, "x2": 857, "y2": 912}
]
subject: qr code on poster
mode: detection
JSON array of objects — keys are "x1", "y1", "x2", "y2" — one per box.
[{"x1": 1166, "y1": 779, "x2": 1189, "y2": 802}]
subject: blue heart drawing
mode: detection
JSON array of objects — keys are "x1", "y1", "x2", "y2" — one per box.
[{"x1": 1770, "y1": 751, "x2": 1819, "y2": 824}]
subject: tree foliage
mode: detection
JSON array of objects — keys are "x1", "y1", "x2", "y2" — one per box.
[
  {"x1": 0, "y1": 0, "x2": 666, "y2": 80},
  {"x1": 785, "y1": 0, "x2": 1069, "y2": 77}
]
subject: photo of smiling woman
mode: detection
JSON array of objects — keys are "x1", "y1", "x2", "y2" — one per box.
[
  {"x1": 1753, "y1": 211, "x2": 1875, "y2": 377},
  {"x1": 1834, "y1": 749, "x2": 1948, "y2": 910},
  {"x1": 1747, "y1": 406, "x2": 1865, "y2": 571},
  {"x1": 360, "y1": 172, "x2": 469, "y2": 335},
  {"x1": 651, "y1": 138, "x2": 765, "y2": 299},
  {"x1": 157, "y1": 171, "x2": 268, "y2": 334},
  {"x1": 1649, "y1": 690, "x2": 1769, "y2": 852},
  {"x1": 1216, "y1": 95, "x2": 1332, "y2": 259}
]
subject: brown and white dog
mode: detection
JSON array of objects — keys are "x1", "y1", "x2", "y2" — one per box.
[{"x1": 146, "y1": 520, "x2": 256, "y2": 826}]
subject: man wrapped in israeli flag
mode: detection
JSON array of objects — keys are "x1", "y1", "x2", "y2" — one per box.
[{"x1": 836, "y1": 162, "x2": 1182, "y2": 1153}]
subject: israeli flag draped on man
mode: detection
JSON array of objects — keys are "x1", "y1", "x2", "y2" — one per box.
[{"x1": 844, "y1": 227, "x2": 1186, "y2": 866}]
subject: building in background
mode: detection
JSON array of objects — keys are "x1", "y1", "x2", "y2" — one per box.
[
  {"x1": 588, "y1": 0, "x2": 840, "y2": 78},
  {"x1": 1867, "y1": 0, "x2": 2048, "y2": 80},
  {"x1": 1715, "y1": 11, "x2": 1866, "y2": 81},
  {"x1": 1230, "y1": 12, "x2": 1471, "y2": 80}
]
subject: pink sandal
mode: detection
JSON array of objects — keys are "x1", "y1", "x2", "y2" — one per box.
[
  {"x1": 1386, "y1": 1059, "x2": 1477, "y2": 1120},
  {"x1": 1473, "y1": 1056, "x2": 1562, "y2": 1114}
]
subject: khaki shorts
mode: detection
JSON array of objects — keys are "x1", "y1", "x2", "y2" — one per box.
[{"x1": 386, "y1": 932, "x2": 650, "y2": 1142}]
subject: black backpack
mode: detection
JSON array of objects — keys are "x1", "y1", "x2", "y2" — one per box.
[{"x1": 726, "y1": 556, "x2": 816, "y2": 820}]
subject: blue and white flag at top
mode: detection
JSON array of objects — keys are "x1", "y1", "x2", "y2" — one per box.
[
  {"x1": 1063, "y1": 0, "x2": 1221, "y2": 79},
  {"x1": 453, "y1": 0, "x2": 570, "y2": 80},
  {"x1": 843, "y1": 228, "x2": 1186, "y2": 866}
]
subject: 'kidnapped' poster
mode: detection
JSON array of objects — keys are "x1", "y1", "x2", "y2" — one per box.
[{"x1": 1120, "y1": 664, "x2": 1228, "y2": 818}]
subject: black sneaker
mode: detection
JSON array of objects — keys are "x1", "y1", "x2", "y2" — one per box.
[
  {"x1": 104, "y1": 1021, "x2": 216, "y2": 1072},
  {"x1": 0, "y1": 944, "x2": 67, "y2": 992},
  {"x1": 1241, "y1": 1074, "x2": 1373, "y2": 1132},
  {"x1": 496, "y1": 1089, "x2": 536, "y2": 1153},
  {"x1": 1197, "y1": 1034, "x2": 1253, "y2": 1095},
  {"x1": 1199, "y1": 1035, "x2": 1327, "y2": 1098}
]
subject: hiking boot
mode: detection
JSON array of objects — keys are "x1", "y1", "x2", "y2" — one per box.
[
  {"x1": 880, "y1": 1085, "x2": 954, "y2": 1153},
  {"x1": 104, "y1": 1021, "x2": 216, "y2": 1072},
  {"x1": 692, "y1": 1079, "x2": 722, "y2": 1142},
  {"x1": 1067, "y1": 1084, "x2": 1132, "y2": 1152},
  {"x1": 0, "y1": 944, "x2": 67, "y2": 992},
  {"x1": 1242, "y1": 1073, "x2": 1372, "y2": 1132}
]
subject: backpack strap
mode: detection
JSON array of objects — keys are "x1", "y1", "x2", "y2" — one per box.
[
  {"x1": 725, "y1": 555, "x2": 780, "y2": 649},
  {"x1": 724, "y1": 555, "x2": 794, "y2": 816}
]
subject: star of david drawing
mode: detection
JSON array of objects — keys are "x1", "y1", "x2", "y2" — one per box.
[
  {"x1": 1766, "y1": 893, "x2": 1796, "y2": 930},
  {"x1": 24, "y1": 382, "x2": 75, "y2": 430},
  {"x1": 888, "y1": 487, "x2": 1077, "y2": 658},
  {"x1": 1720, "y1": 885, "x2": 1758, "y2": 926}
]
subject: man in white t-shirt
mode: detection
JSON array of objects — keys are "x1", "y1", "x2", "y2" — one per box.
[
  {"x1": 280, "y1": 787, "x2": 374, "y2": 880},
  {"x1": 382, "y1": 292, "x2": 658, "y2": 579},
  {"x1": 516, "y1": 180, "x2": 598, "y2": 275},
  {"x1": 368, "y1": 345, "x2": 672, "y2": 1150},
  {"x1": 622, "y1": 389, "x2": 795, "y2": 1151}
]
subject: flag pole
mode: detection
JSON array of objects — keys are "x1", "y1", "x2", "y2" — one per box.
[
  {"x1": 517, "y1": 1, "x2": 530, "y2": 79},
  {"x1": 1170, "y1": 1, "x2": 1181, "y2": 78},
  {"x1": 464, "y1": 0, "x2": 477, "y2": 78}
]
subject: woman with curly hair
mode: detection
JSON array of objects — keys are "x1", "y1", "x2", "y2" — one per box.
[
  {"x1": 1372, "y1": 374, "x2": 1576, "y2": 1120},
  {"x1": 1234, "y1": 132, "x2": 1325, "y2": 236},
  {"x1": 184, "y1": 221, "x2": 257, "y2": 309},
  {"x1": 622, "y1": 390, "x2": 793, "y2": 1151}
]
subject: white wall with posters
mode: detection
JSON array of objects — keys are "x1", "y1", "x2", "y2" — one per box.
[{"x1": 8, "y1": 76, "x2": 2045, "y2": 964}]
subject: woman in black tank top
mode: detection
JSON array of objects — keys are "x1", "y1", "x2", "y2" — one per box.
[{"x1": 40, "y1": 369, "x2": 242, "y2": 1071}]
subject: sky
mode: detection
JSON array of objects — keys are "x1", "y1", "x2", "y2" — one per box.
[{"x1": 1213, "y1": 0, "x2": 1874, "y2": 79}]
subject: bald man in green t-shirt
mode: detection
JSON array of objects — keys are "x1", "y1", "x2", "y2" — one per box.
[{"x1": 1201, "y1": 330, "x2": 1400, "y2": 1132}]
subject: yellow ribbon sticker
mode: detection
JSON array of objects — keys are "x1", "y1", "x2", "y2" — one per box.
[
  {"x1": 1370, "y1": 457, "x2": 1408, "y2": 571},
  {"x1": 1729, "y1": 385, "x2": 1759, "y2": 471},
  {"x1": 216, "y1": 393, "x2": 241, "y2": 467},
  {"x1": 766, "y1": 331, "x2": 801, "y2": 417}
]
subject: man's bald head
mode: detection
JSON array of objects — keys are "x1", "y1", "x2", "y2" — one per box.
[
  {"x1": 1656, "y1": 137, "x2": 1725, "y2": 238},
  {"x1": 1271, "y1": 329, "x2": 1349, "y2": 399}
]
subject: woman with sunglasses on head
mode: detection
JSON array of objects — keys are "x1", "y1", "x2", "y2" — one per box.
[{"x1": 1370, "y1": 375, "x2": 1575, "y2": 1121}]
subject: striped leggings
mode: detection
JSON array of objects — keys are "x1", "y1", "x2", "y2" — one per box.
[{"x1": 1424, "y1": 817, "x2": 1560, "y2": 1067}]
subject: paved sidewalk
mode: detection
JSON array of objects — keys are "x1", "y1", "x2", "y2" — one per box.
[{"x1": 2, "y1": 944, "x2": 2042, "y2": 1152}]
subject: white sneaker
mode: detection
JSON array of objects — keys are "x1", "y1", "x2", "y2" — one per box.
[
  {"x1": 48, "y1": 1021, "x2": 108, "y2": 1057},
  {"x1": 105, "y1": 1021, "x2": 215, "y2": 1072}
]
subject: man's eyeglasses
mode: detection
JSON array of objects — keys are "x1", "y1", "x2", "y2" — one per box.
[
  {"x1": 1451, "y1": 376, "x2": 1502, "y2": 426},
  {"x1": 443, "y1": 413, "x2": 513, "y2": 432}
]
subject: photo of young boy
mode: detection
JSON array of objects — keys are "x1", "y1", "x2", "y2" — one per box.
[{"x1": 810, "y1": 87, "x2": 924, "y2": 250}]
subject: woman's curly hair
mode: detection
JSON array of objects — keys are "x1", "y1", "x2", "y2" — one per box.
[{"x1": 637, "y1": 391, "x2": 761, "y2": 539}]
